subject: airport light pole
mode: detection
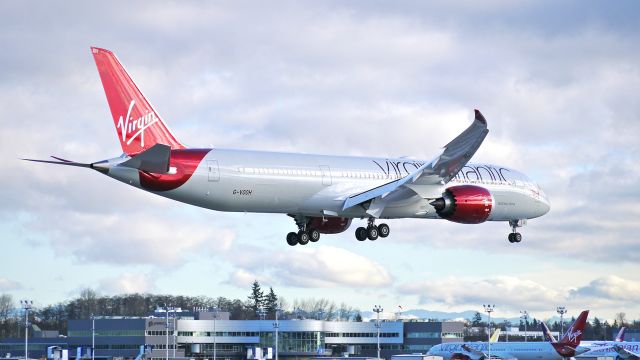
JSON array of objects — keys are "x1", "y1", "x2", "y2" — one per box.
[
  {"x1": 520, "y1": 311, "x2": 528, "y2": 342},
  {"x1": 21, "y1": 300, "x2": 33, "y2": 360},
  {"x1": 91, "y1": 314, "x2": 95, "y2": 360},
  {"x1": 213, "y1": 307, "x2": 219, "y2": 360},
  {"x1": 556, "y1": 307, "x2": 567, "y2": 338},
  {"x1": 483, "y1": 305, "x2": 495, "y2": 360},
  {"x1": 172, "y1": 309, "x2": 177, "y2": 358},
  {"x1": 373, "y1": 305, "x2": 383, "y2": 360},
  {"x1": 273, "y1": 309, "x2": 281, "y2": 360},
  {"x1": 161, "y1": 304, "x2": 174, "y2": 360}
]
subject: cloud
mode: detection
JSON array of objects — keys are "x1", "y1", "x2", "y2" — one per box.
[
  {"x1": 569, "y1": 275, "x2": 640, "y2": 307},
  {"x1": 224, "y1": 245, "x2": 393, "y2": 289},
  {"x1": 398, "y1": 276, "x2": 561, "y2": 312},
  {"x1": 26, "y1": 209, "x2": 235, "y2": 267},
  {"x1": 1, "y1": 0, "x2": 640, "y2": 318},
  {"x1": 99, "y1": 273, "x2": 156, "y2": 294},
  {"x1": 0, "y1": 277, "x2": 22, "y2": 291},
  {"x1": 398, "y1": 275, "x2": 640, "y2": 317}
]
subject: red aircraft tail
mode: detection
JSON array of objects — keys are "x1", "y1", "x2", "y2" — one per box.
[
  {"x1": 91, "y1": 47, "x2": 185, "y2": 155},
  {"x1": 559, "y1": 310, "x2": 589, "y2": 346}
]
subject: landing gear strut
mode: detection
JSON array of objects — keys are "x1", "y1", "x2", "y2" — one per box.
[
  {"x1": 355, "y1": 218, "x2": 390, "y2": 241},
  {"x1": 286, "y1": 215, "x2": 320, "y2": 246},
  {"x1": 508, "y1": 219, "x2": 525, "y2": 243}
]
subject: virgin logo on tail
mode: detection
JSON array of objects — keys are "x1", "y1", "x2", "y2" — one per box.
[
  {"x1": 117, "y1": 100, "x2": 159, "y2": 148},
  {"x1": 565, "y1": 326, "x2": 582, "y2": 343}
]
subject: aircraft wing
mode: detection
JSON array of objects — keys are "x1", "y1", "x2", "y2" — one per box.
[
  {"x1": 613, "y1": 345, "x2": 640, "y2": 359},
  {"x1": 341, "y1": 109, "x2": 489, "y2": 211},
  {"x1": 459, "y1": 344, "x2": 515, "y2": 360},
  {"x1": 461, "y1": 344, "x2": 518, "y2": 360}
]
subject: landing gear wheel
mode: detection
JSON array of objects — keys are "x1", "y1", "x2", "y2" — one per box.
[
  {"x1": 286, "y1": 232, "x2": 299, "y2": 246},
  {"x1": 308, "y1": 228, "x2": 321, "y2": 242},
  {"x1": 298, "y1": 230, "x2": 309, "y2": 245},
  {"x1": 355, "y1": 227, "x2": 368, "y2": 241},
  {"x1": 378, "y1": 223, "x2": 390, "y2": 238},
  {"x1": 514, "y1": 232, "x2": 522, "y2": 243},
  {"x1": 508, "y1": 233, "x2": 522, "y2": 243},
  {"x1": 367, "y1": 225, "x2": 379, "y2": 240}
]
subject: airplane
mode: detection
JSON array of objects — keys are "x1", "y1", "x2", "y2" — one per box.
[
  {"x1": 24, "y1": 47, "x2": 550, "y2": 246},
  {"x1": 545, "y1": 326, "x2": 640, "y2": 360},
  {"x1": 542, "y1": 323, "x2": 626, "y2": 346},
  {"x1": 543, "y1": 323, "x2": 639, "y2": 359},
  {"x1": 427, "y1": 310, "x2": 590, "y2": 360}
]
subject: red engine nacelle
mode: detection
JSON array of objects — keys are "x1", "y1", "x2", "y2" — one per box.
[
  {"x1": 451, "y1": 354, "x2": 471, "y2": 360},
  {"x1": 430, "y1": 185, "x2": 493, "y2": 224},
  {"x1": 308, "y1": 217, "x2": 353, "y2": 234}
]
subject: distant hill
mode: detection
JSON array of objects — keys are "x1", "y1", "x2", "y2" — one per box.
[{"x1": 361, "y1": 309, "x2": 525, "y2": 323}]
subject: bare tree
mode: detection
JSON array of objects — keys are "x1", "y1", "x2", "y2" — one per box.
[
  {"x1": 0, "y1": 294, "x2": 13, "y2": 321},
  {"x1": 615, "y1": 312, "x2": 627, "y2": 327}
]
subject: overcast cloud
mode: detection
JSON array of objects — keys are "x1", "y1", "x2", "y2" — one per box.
[{"x1": 1, "y1": 0, "x2": 639, "y2": 320}]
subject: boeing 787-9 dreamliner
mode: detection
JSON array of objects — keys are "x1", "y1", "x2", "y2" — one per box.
[{"x1": 25, "y1": 47, "x2": 550, "y2": 246}]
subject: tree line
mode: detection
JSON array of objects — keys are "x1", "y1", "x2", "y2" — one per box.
[{"x1": 0, "y1": 281, "x2": 362, "y2": 338}]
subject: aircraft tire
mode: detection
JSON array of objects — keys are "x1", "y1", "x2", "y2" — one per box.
[
  {"x1": 308, "y1": 228, "x2": 321, "y2": 242},
  {"x1": 378, "y1": 223, "x2": 390, "y2": 238},
  {"x1": 355, "y1": 227, "x2": 368, "y2": 241},
  {"x1": 367, "y1": 225, "x2": 379, "y2": 240},
  {"x1": 508, "y1": 233, "x2": 514, "y2": 243},
  {"x1": 515, "y1": 232, "x2": 522, "y2": 243},
  {"x1": 298, "y1": 230, "x2": 310, "y2": 245},
  {"x1": 287, "y1": 232, "x2": 299, "y2": 246}
]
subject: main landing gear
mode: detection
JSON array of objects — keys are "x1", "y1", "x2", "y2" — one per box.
[
  {"x1": 355, "y1": 218, "x2": 390, "y2": 241},
  {"x1": 286, "y1": 215, "x2": 320, "y2": 246},
  {"x1": 508, "y1": 219, "x2": 526, "y2": 243}
]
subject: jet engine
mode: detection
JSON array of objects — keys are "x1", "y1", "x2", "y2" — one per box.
[
  {"x1": 430, "y1": 185, "x2": 493, "y2": 224},
  {"x1": 451, "y1": 354, "x2": 471, "y2": 360},
  {"x1": 308, "y1": 217, "x2": 353, "y2": 234}
]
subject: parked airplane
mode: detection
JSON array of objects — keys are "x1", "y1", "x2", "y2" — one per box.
[
  {"x1": 581, "y1": 342, "x2": 640, "y2": 360},
  {"x1": 24, "y1": 47, "x2": 550, "y2": 246},
  {"x1": 543, "y1": 324, "x2": 626, "y2": 347},
  {"x1": 427, "y1": 310, "x2": 590, "y2": 360},
  {"x1": 545, "y1": 326, "x2": 639, "y2": 360},
  {"x1": 580, "y1": 327, "x2": 640, "y2": 360}
]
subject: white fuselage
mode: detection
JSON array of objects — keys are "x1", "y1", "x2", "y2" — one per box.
[
  {"x1": 106, "y1": 148, "x2": 550, "y2": 221},
  {"x1": 429, "y1": 342, "x2": 569, "y2": 360},
  {"x1": 579, "y1": 341, "x2": 640, "y2": 359}
]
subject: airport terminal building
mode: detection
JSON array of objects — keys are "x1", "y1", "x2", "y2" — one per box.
[{"x1": 1, "y1": 310, "x2": 463, "y2": 360}]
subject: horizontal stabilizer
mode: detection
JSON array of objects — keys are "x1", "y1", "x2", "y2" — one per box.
[
  {"x1": 119, "y1": 143, "x2": 171, "y2": 173},
  {"x1": 22, "y1": 158, "x2": 91, "y2": 168}
]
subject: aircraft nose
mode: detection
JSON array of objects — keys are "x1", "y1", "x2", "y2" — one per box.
[{"x1": 540, "y1": 196, "x2": 550, "y2": 216}]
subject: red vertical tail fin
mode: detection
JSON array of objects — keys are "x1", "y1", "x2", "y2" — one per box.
[
  {"x1": 91, "y1": 47, "x2": 185, "y2": 155},
  {"x1": 560, "y1": 310, "x2": 589, "y2": 346}
]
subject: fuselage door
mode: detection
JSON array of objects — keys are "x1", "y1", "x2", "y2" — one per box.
[
  {"x1": 320, "y1": 165, "x2": 331, "y2": 186},
  {"x1": 207, "y1": 160, "x2": 220, "y2": 182}
]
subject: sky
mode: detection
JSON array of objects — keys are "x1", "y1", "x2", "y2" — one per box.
[{"x1": 1, "y1": 0, "x2": 639, "y2": 323}]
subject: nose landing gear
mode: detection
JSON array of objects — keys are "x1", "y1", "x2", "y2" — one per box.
[{"x1": 508, "y1": 219, "x2": 526, "y2": 243}]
